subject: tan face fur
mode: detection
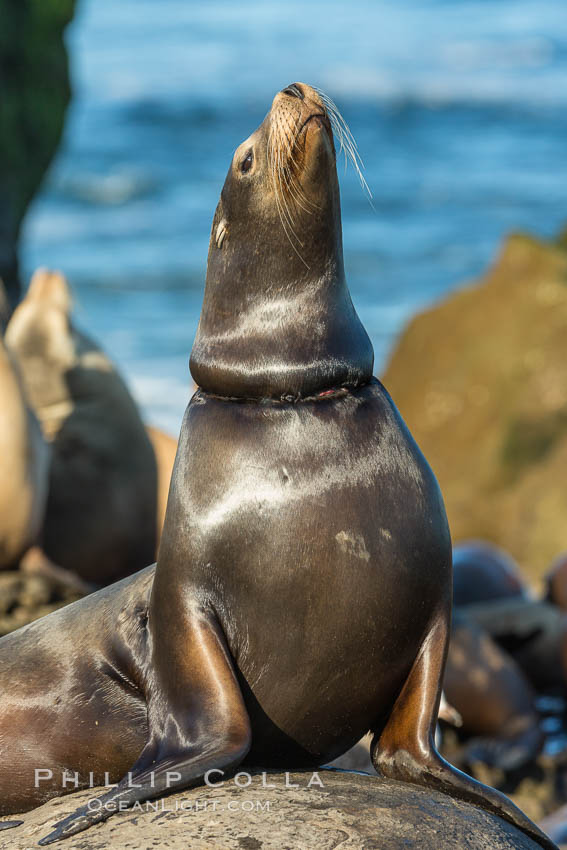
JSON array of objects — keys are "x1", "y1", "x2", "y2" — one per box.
[{"x1": 223, "y1": 83, "x2": 336, "y2": 249}]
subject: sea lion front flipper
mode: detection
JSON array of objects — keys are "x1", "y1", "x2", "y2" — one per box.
[
  {"x1": 370, "y1": 609, "x2": 557, "y2": 850},
  {"x1": 39, "y1": 605, "x2": 251, "y2": 845}
]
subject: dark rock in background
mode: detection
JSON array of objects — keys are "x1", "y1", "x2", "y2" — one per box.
[
  {"x1": 0, "y1": 569, "x2": 82, "y2": 636},
  {"x1": 0, "y1": 0, "x2": 75, "y2": 311}
]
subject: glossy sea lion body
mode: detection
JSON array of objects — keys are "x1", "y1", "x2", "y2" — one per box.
[
  {"x1": 158, "y1": 377, "x2": 447, "y2": 767},
  {"x1": 330, "y1": 613, "x2": 542, "y2": 776},
  {"x1": 0, "y1": 84, "x2": 554, "y2": 849},
  {"x1": 5, "y1": 270, "x2": 157, "y2": 584},
  {"x1": 0, "y1": 567, "x2": 152, "y2": 814}
]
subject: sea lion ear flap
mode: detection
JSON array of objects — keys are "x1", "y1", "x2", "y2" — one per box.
[{"x1": 27, "y1": 268, "x2": 72, "y2": 314}]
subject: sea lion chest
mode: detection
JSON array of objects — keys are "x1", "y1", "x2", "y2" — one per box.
[{"x1": 157, "y1": 379, "x2": 451, "y2": 761}]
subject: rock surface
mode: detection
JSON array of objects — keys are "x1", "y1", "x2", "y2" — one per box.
[
  {"x1": 0, "y1": 569, "x2": 82, "y2": 637},
  {"x1": 0, "y1": 770, "x2": 544, "y2": 849},
  {"x1": 383, "y1": 231, "x2": 567, "y2": 584}
]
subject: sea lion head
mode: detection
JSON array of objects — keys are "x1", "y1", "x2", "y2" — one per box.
[
  {"x1": 190, "y1": 82, "x2": 374, "y2": 400},
  {"x1": 5, "y1": 269, "x2": 117, "y2": 439},
  {"x1": 5, "y1": 270, "x2": 76, "y2": 423}
]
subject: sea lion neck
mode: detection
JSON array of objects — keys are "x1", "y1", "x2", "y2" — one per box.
[{"x1": 190, "y1": 84, "x2": 374, "y2": 401}]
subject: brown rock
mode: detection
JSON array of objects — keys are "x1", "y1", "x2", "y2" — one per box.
[
  {"x1": 0, "y1": 574, "x2": 22, "y2": 615},
  {"x1": 383, "y1": 231, "x2": 567, "y2": 584},
  {"x1": 17, "y1": 574, "x2": 52, "y2": 609}
]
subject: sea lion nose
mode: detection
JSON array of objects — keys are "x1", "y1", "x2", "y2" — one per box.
[{"x1": 282, "y1": 83, "x2": 304, "y2": 100}]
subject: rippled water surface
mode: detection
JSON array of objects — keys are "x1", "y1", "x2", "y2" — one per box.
[{"x1": 22, "y1": 0, "x2": 567, "y2": 433}]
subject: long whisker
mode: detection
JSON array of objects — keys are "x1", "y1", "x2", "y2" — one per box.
[
  {"x1": 267, "y1": 85, "x2": 370, "y2": 267},
  {"x1": 313, "y1": 86, "x2": 372, "y2": 201}
]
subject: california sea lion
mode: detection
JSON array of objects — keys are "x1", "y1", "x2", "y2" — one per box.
[
  {"x1": 444, "y1": 612, "x2": 542, "y2": 772},
  {"x1": 454, "y1": 542, "x2": 567, "y2": 695},
  {"x1": 5, "y1": 269, "x2": 157, "y2": 585},
  {"x1": 0, "y1": 336, "x2": 49, "y2": 568},
  {"x1": 0, "y1": 84, "x2": 554, "y2": 849},
  {"x1": 145, "y1": 425, "x2": 177, "y2": 543}
]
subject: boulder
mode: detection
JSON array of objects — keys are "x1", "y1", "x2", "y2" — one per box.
[
  {"x1": 383, "y1": 231, "x2": 567, "y2": 584},
  {"x1": 0, "y1": 770, "x2": 544, "y2": 849}
]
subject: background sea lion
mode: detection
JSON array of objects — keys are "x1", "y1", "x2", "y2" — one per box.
[
  {"x1": 444, "y1": 612, "x2": 542, "y2": 772},
  {"x1": 145, "y1": 425, "x2": 177, "y2": 544},
  {"x1": 453, "y1": 541, "x2": 530, "y2": 607},
  {"x1": 462, "y1": 598, "x2": 567, "y2": 696},
  {"x1": 453, "y1": 541, "x2": 567, "y2": 695},
  {"x1": 0, "y1": 337, "x2": 49, "y2": 568},
  {"x1": 5, "y1": 269, "x2": 157, "y2": 585},
  {"x1": 0, "y1": 84, "x2": 554, "y2": 849}
]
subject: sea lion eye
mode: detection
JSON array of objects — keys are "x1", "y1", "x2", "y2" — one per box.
[{"x1": 241, "y1": 150, "x2": 253, "y2": 174}]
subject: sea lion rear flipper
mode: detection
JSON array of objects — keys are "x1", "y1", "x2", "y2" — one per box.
[
  {"x1": 38, "y1": 605, "x2": 251, "y2": 845},
  {"x1": 370, "y1": 609, "x2": 557, "y2": 850}
]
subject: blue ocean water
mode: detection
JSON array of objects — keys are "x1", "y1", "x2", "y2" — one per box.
[{"x1": 21, "y1": 0, "x2": 567, "y2": 434}]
